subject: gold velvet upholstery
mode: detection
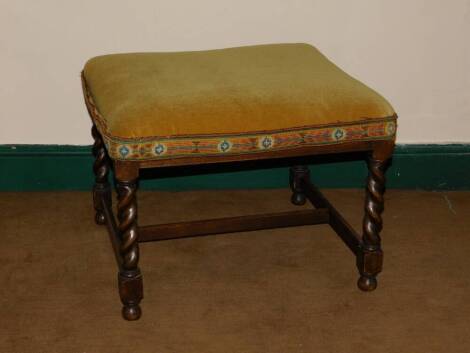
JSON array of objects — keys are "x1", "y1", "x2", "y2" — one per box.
[{"x1": 83, "y1": 43, "x2": 396, "y2": 161}]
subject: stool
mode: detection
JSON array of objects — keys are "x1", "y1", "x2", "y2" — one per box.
[{"x1": 81, "y1": 43, "x2": 397, "y2": 321}]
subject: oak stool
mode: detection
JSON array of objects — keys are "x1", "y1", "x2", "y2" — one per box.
[{"x1": 81, "y1": 43, "x2": 397, "y2": 320}]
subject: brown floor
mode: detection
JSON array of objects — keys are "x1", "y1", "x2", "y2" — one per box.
[{"x1": 0, "y1": 189, "x2": 469, "y2": 353}]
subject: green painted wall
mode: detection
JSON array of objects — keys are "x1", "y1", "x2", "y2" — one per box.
[{"x1": 0, "y1": 144, "x2": 469, "y2": 191}]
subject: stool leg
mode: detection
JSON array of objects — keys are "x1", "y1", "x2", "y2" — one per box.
[
  {"x1": 116, "y1": 176, "x2": 143, "y2": 320},
  {"x1": 289, "y1": 165, "x2": 309, "y2": 206},
  {"x1": 91, "y1": 125, "x2": 111, "y2": 225},
  {"x1": 357, "y1": 147, "x2": 391, "y2": 291}
]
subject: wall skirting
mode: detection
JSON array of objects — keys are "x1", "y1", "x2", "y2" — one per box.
[{"x1": 0, "y1": 144, "x2": 469, "y2": 191}]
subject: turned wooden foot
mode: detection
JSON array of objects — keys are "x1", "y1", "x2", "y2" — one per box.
[
  {"x1": 289, "y1": 165, "x2": 310, "y2": 206},
  {"x1": 357, "y1": 247, "x2": 383, "y2": 291},
  {"x1": 91, "y1": 125, "x2": 111, "y2": 225},
  {"x1": 119, "y1": 270, "x2": 143, "y2": 321},
  {"x1": 116, "y1": 175, "x2": 143, "y2": 320},
  {"x1": 357, "y1": 274, "x2": 378, "y2": 291},
  {"x1": 357, "y1": 147, "x2": 390, "y2": 292}
]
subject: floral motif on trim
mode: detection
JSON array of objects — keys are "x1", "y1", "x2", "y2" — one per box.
[
  {"x1": 154, "y1": 143, "x2": 166, "y2": 156},
  {"x1": 258, "y1": 135, "x2": 275, "y2": 150},
  {"x1": 385, "y1": 121, "x2": 396, "y2": 136},
  {"x1": 118, "y1": 145, "x2": 130, "y2": 158},
  {"x1": 218, "y1": 140, "x2": 232, "y2": 153},
  {"x1": 331, "y1": 128, "x2": 347, "y2": 141},
  {"x1": 104, "y1": 120, "x2": 396, "y2": 160}
]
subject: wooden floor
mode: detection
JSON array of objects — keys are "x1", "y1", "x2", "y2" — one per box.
[{"x1": 1, "y1": 189, "x2": 469, "y2": 353}]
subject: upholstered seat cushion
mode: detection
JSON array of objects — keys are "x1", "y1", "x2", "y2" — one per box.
[{"x1": 83, "y1": 43, "x2": 396, "y2": 161}]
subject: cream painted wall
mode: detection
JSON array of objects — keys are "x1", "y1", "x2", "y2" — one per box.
[{"x1": 1, "y1": 0, "x2": 469, "y2": 144}]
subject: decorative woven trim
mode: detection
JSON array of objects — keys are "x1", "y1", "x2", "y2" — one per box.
[{"x1": 82, "y1": 73, "x2": 397, "y2": 161}]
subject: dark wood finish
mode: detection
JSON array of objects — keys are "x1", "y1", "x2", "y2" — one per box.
[
  {"x1": 114, "y1": 160, "x2": 139, "y2": 180},
  {"x1": 118, "y1": 271, "x2": 143, "y2": 321},
  {"x1": 138, "y1": 209, "x2": 329, "y2": 242},
  {"x1": 289, "y1": 165, "x2": 309, "y2": 206},
  {"x1": 91, "y1": 124, "x2": 111, "y2": 225},
  {"x1": 356, "y1": 151, "x2": 390, "y2": 291},
  {"x1": 116, "y1": 176, "x2": 143, "y2": 320}
]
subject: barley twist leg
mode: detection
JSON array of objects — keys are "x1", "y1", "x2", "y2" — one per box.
[
  {"x1": 117, "y1": 179, "x2": 143, "y2": 320},
  {"x1": 357, "y1": 157, "x2": 387, "y2": 291},
  {"x1": 91, "y1": 125, "x2": 111, "y2": 225}
]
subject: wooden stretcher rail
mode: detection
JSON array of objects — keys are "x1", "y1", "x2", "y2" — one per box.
[
  {"x1": 303, "y1": 180, "x2": 362, "y2": 255},
  {"x1": 137, "y1": 209, "x2": 330, "y2": 242},
  {"x1": 101, "y1": 197, "x2": 123, "y2": 269}
]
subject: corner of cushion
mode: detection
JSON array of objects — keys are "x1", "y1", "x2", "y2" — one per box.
[
  {"x1": 82, "y1": 58, "x2": 96, "y2": 81},
  {"x1": 297, "y1": 42, "x2": 316, "y2": 49},
  {"x1": 82, "y1": 57, "x2": 100, "y2": 82},
  {"x1": 83, "y1": 54, "x2": 110, "y2": 81}
]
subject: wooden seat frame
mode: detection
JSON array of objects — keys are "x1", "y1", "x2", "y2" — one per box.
[{"x1": 90, "y1": 120, "x2": 393, "y2": 321}]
